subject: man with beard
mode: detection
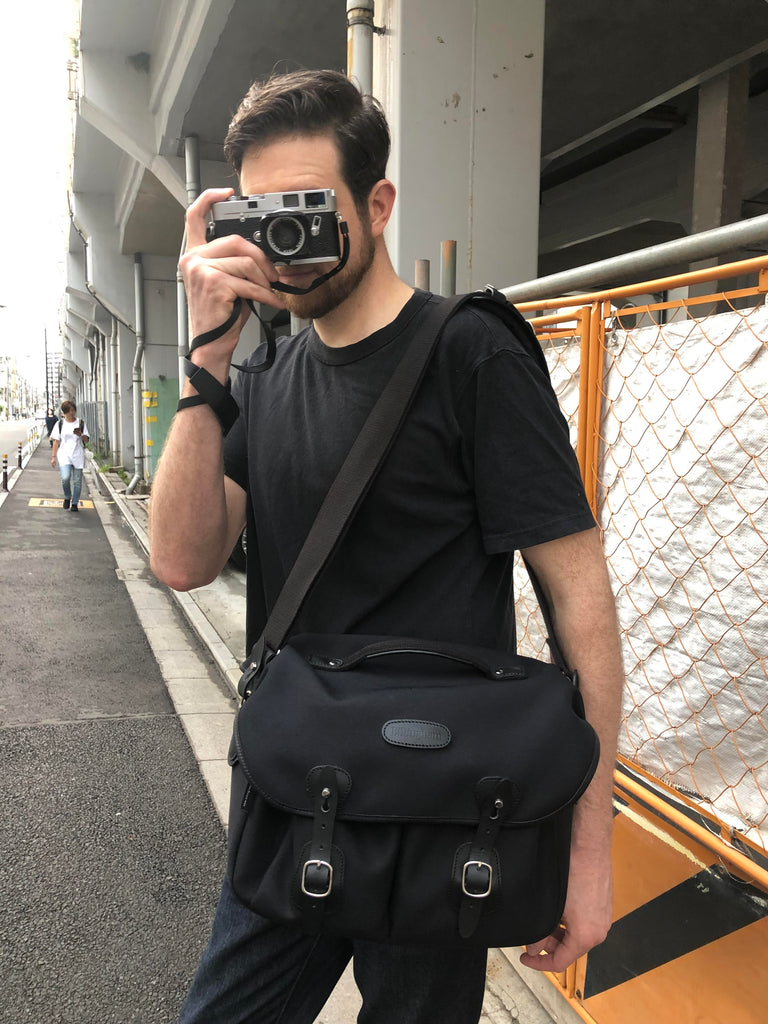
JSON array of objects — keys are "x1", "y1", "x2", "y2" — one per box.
[{"x1": 150, "y1": 69, "x2": 622, "y2": 1024}]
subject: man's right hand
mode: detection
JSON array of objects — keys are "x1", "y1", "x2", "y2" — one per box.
[{"x1": 179, "y1": 188, "x2": 287, "y2": 383}]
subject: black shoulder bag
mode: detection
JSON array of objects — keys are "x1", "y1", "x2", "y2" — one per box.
[{"x1": 227, "y1": 289, "x2": 600, "y2": 947}]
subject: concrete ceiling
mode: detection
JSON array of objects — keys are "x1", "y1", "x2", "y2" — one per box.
[
  {"x1": 541, "y1": 0, "x2": 768, "y2": 158},
  {"x1": 179, "y1": 0, "x2": 347, "y2": 162}
]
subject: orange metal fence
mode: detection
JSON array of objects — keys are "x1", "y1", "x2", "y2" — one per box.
[{"x1": 513, "y1": 255, "x2": 768, "y2": 861}]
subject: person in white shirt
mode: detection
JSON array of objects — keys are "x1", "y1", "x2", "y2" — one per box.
[{"x1": 50, "y1": 400, "x2": 90, "y2": 511}]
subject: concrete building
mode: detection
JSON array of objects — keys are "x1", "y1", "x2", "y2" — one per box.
[{"x1": 63, "y1": 0, "x2": 768, "y2": 481}]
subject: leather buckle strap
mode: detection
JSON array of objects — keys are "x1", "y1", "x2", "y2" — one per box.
[
  {"x1": 301, "y1": 859, "x2": 334, "y2": 898},
  {"x1": 457, "y1": 779, "x2": 514, "y2": 939},
  {"x1": 461, "y1": 860, "x2": 493, "y2": 898},
  {"x1": 298, "y1": 766, "x2": 350, "y2": 931}
]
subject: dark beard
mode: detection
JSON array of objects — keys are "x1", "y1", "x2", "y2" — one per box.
[{"x1": 278, "y1": 223, "x2": 376, "y2": 322}]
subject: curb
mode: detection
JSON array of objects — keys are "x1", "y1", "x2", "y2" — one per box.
[{"x1": 89, "y1": 457, "x2": 244, "y2": 697}]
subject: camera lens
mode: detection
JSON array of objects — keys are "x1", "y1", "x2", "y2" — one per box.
[{"x1": 266, "y1": 215, "x2": 305, "y2": 257}]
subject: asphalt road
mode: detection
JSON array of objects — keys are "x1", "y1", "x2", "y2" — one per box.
[
  {"x1": 0, "y1": 416, "x2": 38, "y2": 468},
  {"x1": 0, "y1": 442, "x2": 227, "y2": 1023}
]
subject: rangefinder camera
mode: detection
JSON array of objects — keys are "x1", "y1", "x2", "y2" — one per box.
[{"x1": 207, "y1": 188, "x2": 341, "y2": 265}]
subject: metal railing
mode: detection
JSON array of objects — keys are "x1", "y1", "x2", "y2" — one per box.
[{"x1": 80, "y1": 400, "x2": 110, "y2": 458}]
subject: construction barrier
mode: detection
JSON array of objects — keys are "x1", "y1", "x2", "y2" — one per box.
[{"x1": 508, "y1": 255, "x2": 768, "y2": 1024}]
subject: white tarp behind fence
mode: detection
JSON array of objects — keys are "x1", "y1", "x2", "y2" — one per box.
[{"x1": 518, "y1": 302, "x2": 768, "y2": 849}]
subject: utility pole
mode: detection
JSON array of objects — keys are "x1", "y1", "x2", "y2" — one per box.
[{"x1": 44, "y1": 328, "x2": 50, "y2": 410}]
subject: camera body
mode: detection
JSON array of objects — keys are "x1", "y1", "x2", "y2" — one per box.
[{"x1": 207, "y1": 189, "x2": 341, "y2": 265}]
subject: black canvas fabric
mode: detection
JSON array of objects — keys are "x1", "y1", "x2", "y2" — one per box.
[
  {"x1": 224, "y1": 290, "x2": 595, "y2": 656},
  {"x1": 227, "y1": 633, "x2": 599, "y2": 946}
]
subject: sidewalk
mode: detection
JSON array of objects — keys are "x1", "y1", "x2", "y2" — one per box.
[
  {"x1": 0, "y1": 439, "x2": 563, "y2": 1024},
  {"x1": 0, "y1": 441, "x2": 229, "y2": 1024}
]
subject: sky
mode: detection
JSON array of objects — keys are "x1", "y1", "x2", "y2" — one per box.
[{"x1": 0, "y1": 1, "x2": 74, "y2": 389}]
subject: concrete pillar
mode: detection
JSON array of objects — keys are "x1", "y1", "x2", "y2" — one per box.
[
  {"x1": 691, "y1": 64, "x2": 749, "y2": 235},
  {"x1": 690, "y1": 63, "x2": 749, "y2": 290},
  {"x1": 374, "y1": 0, "x2": 544, "y2": 293}
]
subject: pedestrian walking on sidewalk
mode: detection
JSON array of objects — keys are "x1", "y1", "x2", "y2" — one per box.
[
  {"x1": 44, "y1": 409, "x2": 58, "y2": 445},
  {"x1": 50, "y1": 400, "x2": 90, "y2": 511},
  {"x1": 150, "y1": 69, "x2": 623, "y2": 1024}
]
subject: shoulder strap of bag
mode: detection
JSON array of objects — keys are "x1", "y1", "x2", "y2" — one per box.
[{"x1": 244, "y1": 288, "x2": 570, "y2": 686}]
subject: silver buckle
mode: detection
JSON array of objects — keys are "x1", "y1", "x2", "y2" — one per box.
[
  {"x1": 462, "y1": 860, "x2": 493, "y2": 898},
  {"x1": 301, "y1": 859, "x2": 333, "y2": 898}
]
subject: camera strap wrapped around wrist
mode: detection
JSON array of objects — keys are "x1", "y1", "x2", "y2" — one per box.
[{"x1": 176, "y1": 297, "x2": 276, "y2": 433}]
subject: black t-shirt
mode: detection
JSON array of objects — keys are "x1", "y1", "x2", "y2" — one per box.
[{"x1": 224, "y1": 290, "x2": 595, "y2": 656}]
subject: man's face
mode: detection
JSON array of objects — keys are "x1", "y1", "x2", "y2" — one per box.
[{"x1": 239, "y1": 135, "x2": 375, "y2": 321}]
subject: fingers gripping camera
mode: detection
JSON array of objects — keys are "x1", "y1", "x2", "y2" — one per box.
[{"x1": 207, "y1": 189, "x2": 342, "y2": 265}]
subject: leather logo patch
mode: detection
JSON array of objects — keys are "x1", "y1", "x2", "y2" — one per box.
[{"x1": 382, "y1": 720, "x2": 452, "y2": 749}]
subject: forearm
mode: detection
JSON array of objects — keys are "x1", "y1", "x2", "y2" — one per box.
[
  {"x1": 149, "y1": 393, "x2": 239, "y2": 590},
  {"x1": 519, "y1": 529, "x2": 624, "y2": 970},
  {"x1": 555, "y1": 579, "x2": 623, "y2": 849},
  {"x1": 524, "y1": 530, "x2": 623, "y2": 840}
]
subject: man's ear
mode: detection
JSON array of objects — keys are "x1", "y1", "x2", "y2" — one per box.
[{"x1": 367, "y1": 179, "x2": 397, "y2": 238}]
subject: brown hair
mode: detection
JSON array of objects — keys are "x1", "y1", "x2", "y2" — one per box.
[
  {"x1": 223, "y1": 70, "x2": 390, "y2": 214},
  {"x1": 61, "y1": 400, "x2": 76, "y2": 414}
]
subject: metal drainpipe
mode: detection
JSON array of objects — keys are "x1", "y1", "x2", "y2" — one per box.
[
  {"x1": 109, "y1": 317, "x2": 121, "y2": 465},
  {"x1": 98, "y1": 329, "x2": 108, "y2": 446},
  {"x1": 126, "y1": 254, "x2": 146, "y2": 494},
  {"x1": 178, "y1": 135, "x2": 201, "y2": 386},
  {"x1": 347, "y1": 0, "x2": 375, "y2": 94}
]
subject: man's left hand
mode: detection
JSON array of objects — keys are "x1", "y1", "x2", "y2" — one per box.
[{"x1": 519, "y1": 842, "x2": 613, "y2": 973}]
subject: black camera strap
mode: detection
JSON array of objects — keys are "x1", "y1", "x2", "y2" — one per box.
[{"x1": 176, "y1": 298, "x2": 276, "y2": 434}]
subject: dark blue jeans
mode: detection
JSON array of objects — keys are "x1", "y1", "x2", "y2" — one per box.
[{"x1": 179, "y1": 877, "x2": 488, "y2": 1024}]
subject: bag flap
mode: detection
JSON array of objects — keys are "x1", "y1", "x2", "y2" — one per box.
[{"x1": 235, "y1": 635, "x2": 600, "y2": 826}]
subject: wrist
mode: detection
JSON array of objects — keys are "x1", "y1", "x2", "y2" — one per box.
[
  {"x1": 188, "y1": 351, "x2": 233, "y2": 386},
  {"x1": 179, "y1": 362, "x2": 239, "y2": 436}
]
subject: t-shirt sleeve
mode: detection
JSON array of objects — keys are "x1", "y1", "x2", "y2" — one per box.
[
  {"x1": 51, "y1": 423, "x2": 61, "y2": 441},
  {"x1": 456, "y1": 321, "x2": 595, "y2": 553}
]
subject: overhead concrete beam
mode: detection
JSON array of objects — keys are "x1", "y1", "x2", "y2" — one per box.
[
  {"x1": 151, "y1": 0, "x2": 237, "y2": 159},
  {"x1": 117, "y1": 162, "x2": 185, "y2": 256},
  {"x1": 544, "y1": 39, "x2": 768, "y2": 164},
  {"x1": 79, "y1": 50, "x2": 155, "y2": 167}
]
